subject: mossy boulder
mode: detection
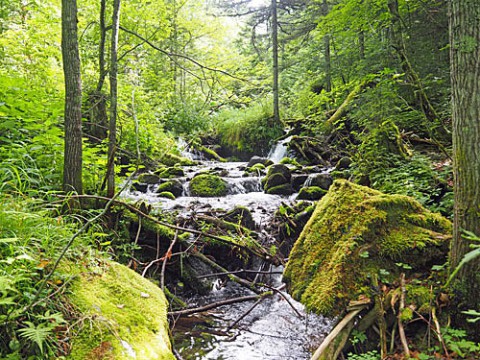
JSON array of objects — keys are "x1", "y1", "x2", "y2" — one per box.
[
  {"x1": 156, "y1": 166, "x2": 185, "y2": 178},
  {"x1": 266, "y1": 183, "x2": 293, "y2": 195},
  {"x1": 221, "y1": 206, "x2": 256, "y2": 230},
  {"x1": 297, "y1": 186, "x2": 327, "y2": 200},
  {"x1": 247, "y1": 156, "x2": 273, "y2": 168},
  {"x1": 304, "y1": 173, "x2": 333, "y2": 190},
  {"x1": 161, "y1": 152, "x2": 195, "y2": 167},
  {"x1": 262, "y1": 164, "x2": 292, "y2": 194},
  {"x1": 189, "y1": 173, "x2": 228, "y2": 197},
  {"x1": 283, "y1": 180, "x2": 451, "y2": 316},
  {"x1": 132, "y1": 181, "x2": 148, "y2": 193},
  {"x1": 244, "y1": 163, "x2": 266, "y2": 176},
  {"x1": 67, "y1": 261, "x2": 175, "y2": 359},
  {"x1": 157, "y1": 180, "x2": 184, "y2": 197},
  {"x1": 158, "y1": 191, "x2": 175, "y2": 200},
  {"x1": 137, "y1": 173, "x2": 161, "y2": 185}
]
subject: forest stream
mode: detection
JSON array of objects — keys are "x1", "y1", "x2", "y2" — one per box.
[{"x1": 123, "y1": 141, "x2": 334, "y2": 359}]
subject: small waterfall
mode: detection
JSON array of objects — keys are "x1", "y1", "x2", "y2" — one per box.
[{"x1": 268, "y1": 136, "x2": 292, "y2": 163}]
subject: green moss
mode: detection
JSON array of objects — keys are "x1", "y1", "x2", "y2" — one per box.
[
  {"x1": 161, "y1": 152, "x2": 195, "y2": 167},
  {"x1": 283, "y1": 180, "x2": 451, "y2": 316},
  {"x1": 137, "y1": 173, "x2": 161, "y2": 184},
  {"x1": 158, "y1": 191, "x2": 175, "y2": 200},
  {"x1": 297, "y1": 186, "x2": 327, "y2": 200},
  {"x1": 66, "y1": 261, "x2": 175, "y2": 360},
  {"x1": 156, "y1": 166, "x2": 185, "y2": 178},
  {"x1": 198, "y1": 145, "x2": 227, "y2": 162},
  {"x1": 266, "y1": 183, "x2": 293, "y2": 195},
  {"x1": 189, "y1": 174, "x2": 228, "y2": 197},
  {"x1": 279, "y1": 157, "x2": 300, "y2": 166},
  {"x1": 245, "y1": 163, "x2": 266, "y2": 175}
]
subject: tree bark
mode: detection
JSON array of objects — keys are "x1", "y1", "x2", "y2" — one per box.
[
  {"x1": 61, "y1": 0, "x2": 83, "y2": 195},
  {"x1": 322, "y1": 0, "x2": 331, "y2": 92},
  {"x1": 107, "y1": 0, "x2": 121, "y2": 198},
  {"x1": 449, "y1": 0, "x2": 480, "y2": 336},
  {"x1": 272, "y1": 0, "x2": 280, "y2": 124}
]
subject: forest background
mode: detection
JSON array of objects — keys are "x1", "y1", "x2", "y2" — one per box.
[{"x1": 0, "y1": 0, "x2": 479, "y2": 359}]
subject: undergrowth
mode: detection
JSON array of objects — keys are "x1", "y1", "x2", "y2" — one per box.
[{"x1": 0, "y1": 193, "x2": 109, "y2": 359}]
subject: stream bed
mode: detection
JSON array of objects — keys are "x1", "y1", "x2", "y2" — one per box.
[{"x1": 123, "y1": 154, "x2": 334, "y2": 359}]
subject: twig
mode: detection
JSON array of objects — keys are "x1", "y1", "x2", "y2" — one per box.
[
  {"x1": 432, "y1": 307, "x2": 450, "y2": 359},
  {"x1": 160, "y1": 229, "x2": 178, "y2": 290},
  {"x1": 190, "y1": 251, "x2": 262, "y2": 294},
  {"x1": 227, "y1": 297, "x2": 265, "y2": 331},
  {"x1": 196, "y1": 269, "x2": 283, "y2": 279},
  {"x1": 398, "y1": 273, "x2": 410, "y2": 358},
  {"x1": 168, "y1": 294, "x2": 261, "y2": 317},
  {"x1": 259, "y1": 283, "x2": 303, "y2": 319}
]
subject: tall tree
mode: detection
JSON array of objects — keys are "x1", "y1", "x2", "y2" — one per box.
[
  {"x1": 61, "y1": 0, "x2": 83, "y2": 194},
  {"x1": 271, "y1": 0, "x2": 280, "y2": 123},
  {"x1": 107, "y1": 0, "x2": 121, "y2": 198},
  {"x1": 449, "y1": 0, "x2": 480, "y2": 334}
]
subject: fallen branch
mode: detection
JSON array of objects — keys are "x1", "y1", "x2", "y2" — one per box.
[
  {"x1": 196, "y1": 269, "x2": 283, "y2": 279},
  {"x1": 227, "y1": 297, "x2": 265, "y2": 331},
  {"x1": 60, "y1": 194, "x2": 280, "y2": 265},
  {"x1": 168, "y1": 294, "x2": 261, "y2": 317},
  {"x1": 190, "y1": 251, "x2": 262, "y2": 294}
]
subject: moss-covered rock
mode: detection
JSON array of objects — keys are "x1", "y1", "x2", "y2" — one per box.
[
  {"x1": 137, "y1": 173, "x2": 161, "y2": 185},
  {"x1": 156, "y1": 166, "x2": 185, "y2": 178},
  {"x1": 157, "y1": 180, "x2": 184, "y2": 197},
  {"x1": 158, "y1": 191, "x2": 175, "y2": 200},
  {"x1": 283, "y1": 180, "x2": 451, "y2": 316},
  {"x1": 189, "y1": 173, "x2": 228, "y2": 197},
  {"x1": 297, "y1": 186, "x2": 327, "y2": 200},
  {"x1": 247, "y1": 156, "x2": 273, "y2": 168},
  {"x1": 266, "y1": 183, "x2": 293, "y2": 195},
  {"x1": 304, "y1": 173, "x2": 333, "y2": 190},
  {"x1": 161, "y1": 152, "x2": 196, "y2": 167},
  {"x1": 221, "y1": 206, "x2": 256, "y2": 230},
  {"x1": 67, "y1": 261, "x2": 175, "y2": 360},
  {"x1": 262, "y1": 164, "x2": 292, "y2": 194},
  {"x1": 244, "y1": 163, "x2": 266, "y2": 176}
]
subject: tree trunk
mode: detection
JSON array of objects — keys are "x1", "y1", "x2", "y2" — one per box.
[
  {"x1": 322, "y1": 0, "x2": 331, "y2": 92},
  {"x1": 107, "y1": 0, "x2": 121, "y2": 198},
  {"x1": 61, "y1": 0, "x2": 83, "y2": 195},
  {"x1": 449, "y1": 0, "x2": 480, "y2": 337},
  {"x1": 96, "y1": 0, "x2": 107, "y2": 93},
  {"x1": 272, "y1": 0, "x2": 280, "y2": 124}
]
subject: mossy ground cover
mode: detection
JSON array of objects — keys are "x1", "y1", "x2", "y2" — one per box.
[
  {"x1": 66, "y1": 261, "x2": 175, "y2": 360},
  {"x1": 283, "y1": 180, "x2": 451, "y2": 316}
]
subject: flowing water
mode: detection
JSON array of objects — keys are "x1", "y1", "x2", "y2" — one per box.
[{"x1": 123, "y1": 142, "x2": 333, "y2": 359}]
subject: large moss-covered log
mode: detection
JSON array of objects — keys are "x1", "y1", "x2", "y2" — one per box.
[
  {"x1": 283, "y1": 180, "x2": 451, "y2": 316},
  {"x1": 67, "y1": 261, "x2": 175, "y2": 359}
]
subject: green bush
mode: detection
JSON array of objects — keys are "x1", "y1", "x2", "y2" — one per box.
[{"x1": 212, "y1": 99, "x2": 283, "y2": 156}]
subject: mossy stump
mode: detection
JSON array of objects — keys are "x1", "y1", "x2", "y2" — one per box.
[
  {"x1": 67, "y1": 261, "x2": 175, "y2": 359},
  {"x1": 283, "y1": 180, "x2": 451, "y2": 316}
]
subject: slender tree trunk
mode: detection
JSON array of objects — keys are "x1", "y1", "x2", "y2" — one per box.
[
  {"x1": 96, "y1": 0, "x2": 107, "y2": 93},
  {"x1": 322, "y1": 0, "x2": 331, "y2": 92},
  {"x1": 272, "y1": 0, "x2": 280, "y2": 124},
  {"x1": 61, "y1": 0, "x2": 83, "y2": 195},
  {"x1": 449, "y1": 0, "x2": 480, "y2": 337},
  {"x1": 107, "y1": 0, "x2": 121, "y2": 198}
]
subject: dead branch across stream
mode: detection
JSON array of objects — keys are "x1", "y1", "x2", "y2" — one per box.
[{"x1": 60, "y1": 194, "x2": 282, "y2": 265}]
